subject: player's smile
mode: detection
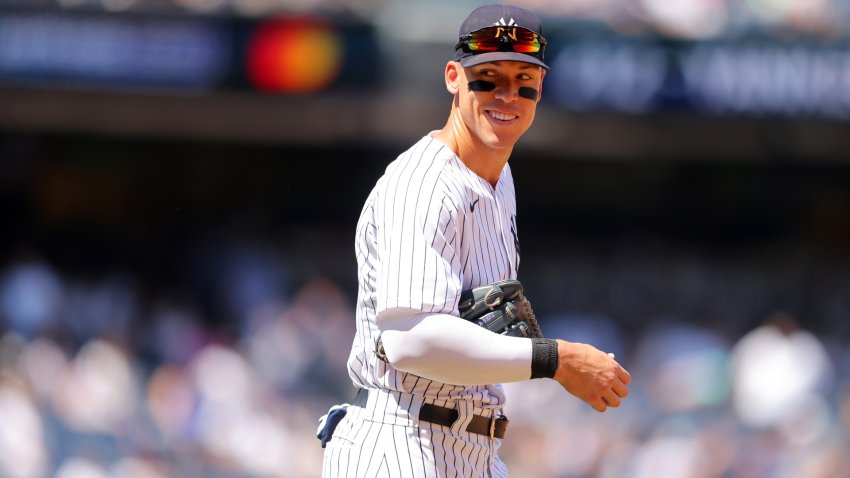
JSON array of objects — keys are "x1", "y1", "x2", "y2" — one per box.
[{"x1": 486, "y1": 109, "x2": 519, "y2": 123}]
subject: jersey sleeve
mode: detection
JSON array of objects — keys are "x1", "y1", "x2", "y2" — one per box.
[{"x1": 376, "y1": 170, "x2": 464, "y2": 316}]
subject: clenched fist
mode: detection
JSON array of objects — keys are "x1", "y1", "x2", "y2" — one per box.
[{"x1": 553, "y1": 340, "x2": 631, "y2": 412}]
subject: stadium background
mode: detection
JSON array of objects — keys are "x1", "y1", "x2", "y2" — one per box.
[{"x1": 1, "y1": 0, "x2": 850, "y2": 476}]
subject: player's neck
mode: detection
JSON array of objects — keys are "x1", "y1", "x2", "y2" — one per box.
[{"x1": 434, "y1": 113, "x2": 512, "y2": 187}]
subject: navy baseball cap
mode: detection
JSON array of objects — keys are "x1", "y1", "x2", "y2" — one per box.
[{"x1": 453, "y1": 4, "x2": 548, "y2": 70}]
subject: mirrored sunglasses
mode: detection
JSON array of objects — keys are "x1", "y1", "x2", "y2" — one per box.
[{"x1": 456, "y1": 26, "x2": 546, "y2": 54}]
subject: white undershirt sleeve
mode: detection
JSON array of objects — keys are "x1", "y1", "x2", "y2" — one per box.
[{"x1": 377, "y1": 307, "x2": 533, "y2": 385}]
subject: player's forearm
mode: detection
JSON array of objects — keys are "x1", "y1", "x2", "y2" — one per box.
[{"x1": 379, "y1": 311, "x2": 534, "y2": 385}]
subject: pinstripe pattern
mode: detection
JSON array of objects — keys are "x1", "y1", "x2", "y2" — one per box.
[
  {"x1": 329, "y1": 134, "x2": 519, "y2": 477},
  {"x1": 322, "y1": 390, "x2": 510, "y2": 478}
]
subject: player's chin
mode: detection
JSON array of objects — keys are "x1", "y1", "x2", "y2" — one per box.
[
  {"x1": 479, "y1": 124, "x2": 521, "y2": 145},
  {"x1": 480, "y1": 134, "x2": 517, "y2": 150},
  {"x1": 490, "y1": 134, "x2": 522, "y2": 149}
]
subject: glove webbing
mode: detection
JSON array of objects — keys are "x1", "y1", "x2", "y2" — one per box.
[{"x1": 515, "y1": 295, "x2": 543, "y2": 338}]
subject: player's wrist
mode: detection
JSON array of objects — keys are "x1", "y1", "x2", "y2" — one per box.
[
  {"x1": 530, "y1": 338, "x2": 559, "y2": 379},
  {"x1": 552, "y1": 339, "x2": 578, "y2": 383}
]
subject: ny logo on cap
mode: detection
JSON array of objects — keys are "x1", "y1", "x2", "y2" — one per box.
[{"x1": 494, "y1": 18, "x2": 517, "y2": 40}]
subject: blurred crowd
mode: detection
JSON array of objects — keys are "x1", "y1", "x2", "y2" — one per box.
[
  {"x1": 2, "y1": 0, "x2": 848, "y2": 41},
  {"x1": 1, "y1": 236, "x2": 849, "y2": 478},
  {"x1": 0, "y1": 242, "x2": 354, "y2": 478}
]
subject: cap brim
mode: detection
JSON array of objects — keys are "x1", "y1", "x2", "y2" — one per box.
[{"x1": 458, "y1": 52, "x2": 548, "y2": 70}]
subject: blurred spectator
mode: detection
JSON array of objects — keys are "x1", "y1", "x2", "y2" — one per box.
[
  {"x1": 0, "y1": 255, "x2": 63, "y2": 339},
  {"x1": 730, "y1": 312, "x2": 833, "y2": 432},
  {"x1": 0, "y1": 371, "x2": 49, "y2": 478},
  {"x1": 63, "y1": 274, "x2": 139, "y2": 345},
  {"x1": 51, "y1": 339, "x2": 138, "y2": 436},
  {"x1": 54, "y1": 457, "x2": 108, "y2": 478}
]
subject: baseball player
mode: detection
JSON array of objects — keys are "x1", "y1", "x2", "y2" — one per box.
[{"x1": 320, "y1": 4, "x2": 631, "y2": 477}]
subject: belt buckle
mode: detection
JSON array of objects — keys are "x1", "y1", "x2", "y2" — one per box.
[{"x1": 488, "y1": 415, "x2": 496, "y2": 441}]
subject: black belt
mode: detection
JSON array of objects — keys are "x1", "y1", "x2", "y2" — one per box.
[
  {"x1": 352, "y1": 389, "x2": 508, "y2": 439},
  {"x1": 419, "y1": 403, "x2": 509, "y2": 439}
]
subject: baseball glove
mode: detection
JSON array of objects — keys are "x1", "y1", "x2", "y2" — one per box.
[{"x1": 458, "y1": 280, "x2": 543, "y2": 338}]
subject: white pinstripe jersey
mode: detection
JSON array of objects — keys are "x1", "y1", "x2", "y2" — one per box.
[{"x1": 347, "y1": 133, "x2": 521, "y2": 410}]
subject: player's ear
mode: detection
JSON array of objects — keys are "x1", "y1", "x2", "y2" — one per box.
[{"x1": 445, "y1": 61, "x2": 461, "y2": 95}]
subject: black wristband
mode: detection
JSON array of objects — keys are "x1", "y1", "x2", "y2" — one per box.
[{"x1": 530, "y1": 338, "x2": 559, "y2": 379}]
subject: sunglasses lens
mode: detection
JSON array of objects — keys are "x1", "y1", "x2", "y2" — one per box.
[{"x1": 463, "y1": 27, "x2": 544, "y2": 53}]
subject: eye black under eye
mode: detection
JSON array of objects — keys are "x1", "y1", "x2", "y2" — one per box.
[{"x1": 468, "y1": 80, "x2": 496, "y2": 92}]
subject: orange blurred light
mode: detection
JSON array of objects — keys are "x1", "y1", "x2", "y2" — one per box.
[{"x1": 247, "y1": 17, "x2": 343, "y2": 94}]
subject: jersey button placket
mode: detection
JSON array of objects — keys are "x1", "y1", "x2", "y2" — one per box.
[{"x1": 493, "y1": 189, "x2": 515, "y2": 278}]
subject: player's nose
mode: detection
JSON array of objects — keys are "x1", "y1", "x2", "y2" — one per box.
[{"x1": 492, "y1": 80, "x2": 520, "y2": 103}]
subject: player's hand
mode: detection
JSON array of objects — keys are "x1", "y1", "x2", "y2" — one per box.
[{"x1": 552, "y1": 340, "x2": 631, "y2": 412}]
